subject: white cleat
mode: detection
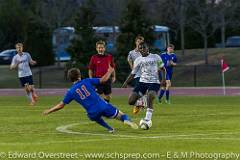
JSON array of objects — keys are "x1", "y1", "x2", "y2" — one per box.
[{"x1": 124, "y1": 120, "x2": 138, "y2": 129}]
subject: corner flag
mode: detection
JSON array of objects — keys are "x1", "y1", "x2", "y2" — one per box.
[{"x1": 220, "y1": 59, "x2": 229, "y2": 95}]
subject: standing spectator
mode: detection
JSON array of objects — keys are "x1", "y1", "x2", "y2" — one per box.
[
  {"x1": 10, "y1": 43, "x2": 38, "y2": 105},
  {"x1": 88, "y1": 40, "x2": 116, "y2": 102}
]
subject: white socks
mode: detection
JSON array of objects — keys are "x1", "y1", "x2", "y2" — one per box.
[
  {"x1": 27, "y1": 92, "x2": 33, "y2": 101},
  {"x1": 145, "y1": 108, "x2": 153, "y2": 121}
]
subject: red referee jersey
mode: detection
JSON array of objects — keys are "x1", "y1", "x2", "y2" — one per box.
[{"x1": 88, "y1": 54, "x2": 115, "y2": 78}]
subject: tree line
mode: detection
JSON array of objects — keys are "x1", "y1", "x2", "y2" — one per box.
[{"x1": 0, "y1": 0, "x2": 240, "y2": 66}]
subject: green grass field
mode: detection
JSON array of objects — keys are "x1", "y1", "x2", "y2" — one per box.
[{"x1": 0, "y1": 96, "x2": 240, "y2": 160}]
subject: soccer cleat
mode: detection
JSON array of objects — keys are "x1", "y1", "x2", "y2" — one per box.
[
  {"x1": 165, "y1": 100, "x2": 171, "y2": 104},
  {"x1": 158, "y1": 98, "x2": 162, "y2": 103},
  {"x1": 132, "y1": 106, "x2": 144, "y2": 114},
  {"x1": 29, "y1": 100, "x2": 36, "y2": 106},
  {"x1": 124, "y1": 120, "x2": 138, "y2": 129},
  {"x1": 108, "y1": 129, "x2": 115, "y2": 133}
]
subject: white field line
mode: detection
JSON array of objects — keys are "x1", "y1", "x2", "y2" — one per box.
[
  {"x1": 1, "y1": 122, "x2": 240, "y2": 146},
  {"x1": 56, "y1": 123, "x2": 240, "y2": 139}
]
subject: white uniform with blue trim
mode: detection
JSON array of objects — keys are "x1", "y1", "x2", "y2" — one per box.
[
  {"x1": 131, "y1": 53, "x2": 164, "y2": 84},
  {"x1": 11, "y1": 52, "x2": 33, "y2": 78},
  {"x1": 127, "y1": 49, "x2": 141, "y2": 78}
]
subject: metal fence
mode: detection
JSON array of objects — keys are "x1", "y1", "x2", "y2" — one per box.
[{"x1": 0, "y1": 64, "x2": 239, "y2": 88}]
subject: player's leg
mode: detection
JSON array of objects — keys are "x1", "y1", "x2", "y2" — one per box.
[
  {"x1": 158, "y1": 86, "x2": 166, "y2": 103},
  {"x1": 130, "y1": 82, "x2": 147, "y2": 114},
  {"x1": 26, "y1": 84, "x2": 36, "y2": 105},
  {"x1": 102, "y1": 104, "x2": 138, "y2": 130},
  {"x1": 20, "y1": 77, "x2": 33, "y2": 103},
  {"x1": 94, "y1": 117, "x2": 114, "y2": 133},
  {"x1": 88, "y1": 113, "x2": 114, "y2": 133},
  {"x1": 24, "y1": 84, "x2": 32, "y2": 101},
  {"x1": 165, "y1": 80, "x2": 171, "y2": 104},
  {"x1": 95, "y1": 84, "x2": 106, "y2": 101},
  {"x1": 115, "y1": 111, "x2": 138, "y2": 129},
  {"x1": 144, "y1": 83, "x2": 160, "y2": 122},
  {"x1": 26, "y1": 76, "x2": 38, "y2": 105},
  {"x1": 102, "y1": 79, "x2": 112, "y2": 103},
  {"x1": 132, "y1": 77, "x2": 147, "y2": 113},
  {"x1": 158, "y1": 73, "x2": 165, "y2": 102}
]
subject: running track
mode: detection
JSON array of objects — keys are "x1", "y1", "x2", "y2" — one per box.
[{"x1": 0, "y1": 87, "x2": 240, "y2": 96}]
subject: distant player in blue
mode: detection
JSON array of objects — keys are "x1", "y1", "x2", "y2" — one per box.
[
  {"x1": 158, "y1": 44, "x2": 177, "y2": 104},
  {"x1": 43, "y1": 67, "x2": 138, "y2": 133}
]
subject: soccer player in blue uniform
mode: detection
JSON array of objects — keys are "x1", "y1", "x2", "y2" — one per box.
[
  {"x1": 43, "y1": 66, "x2": 138, "y2": 133},
  {"x1": 158, "y1": 44, "x2": 177, "y2": 104}
]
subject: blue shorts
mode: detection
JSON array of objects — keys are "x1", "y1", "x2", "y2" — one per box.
[
  {"x1": 133, "y1": 82, "x2": 160, "y2": 96},
  {"x1": 87, "y1": 103, "x2": 119, "y2": 121},
  {"x1": 19, "y1": 76, "x2": 33, "y2": 87}
]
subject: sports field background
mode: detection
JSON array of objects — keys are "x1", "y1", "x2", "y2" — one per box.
[{"x1": 0, "y1": 95, "x2": 240, "y2": 159}]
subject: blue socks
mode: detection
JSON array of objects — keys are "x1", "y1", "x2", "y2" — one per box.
[
  {"x1": 158, "y1": 89, "x2": 170, "y2": 102},
  {"x1": 166, "y1": 90, "x2": 170, "y2": 101},
  {"x1": 158, "y1": 89, "x2": 165, "y2": 100},
  {"x1": 95, "y1": 118, "x2": 113, "y2": 131},
  {"x1": 120, "y1": 114, "x2": 130, "y2": 122}
]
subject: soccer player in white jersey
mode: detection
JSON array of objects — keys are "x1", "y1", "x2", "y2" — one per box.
[
  {"x1": 122, "y1": 42, "x2": 166, "y2": 127},
  {"x1": 10, "y1": 43, "x2": 38, "y2": 105},
  {"x1": 127, "y1": 35, "x2": 147, "y2": 114}
]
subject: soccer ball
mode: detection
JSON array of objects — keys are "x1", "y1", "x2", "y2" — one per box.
[{"x1": 139, "y1": 119, "x2": 152, "y2": 130}]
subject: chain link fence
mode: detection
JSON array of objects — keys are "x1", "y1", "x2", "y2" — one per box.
[{"x1": 0, "y1": 64, "x2": 239, "y2": 88}]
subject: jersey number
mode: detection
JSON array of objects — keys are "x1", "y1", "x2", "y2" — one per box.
[{"x1": 76, "y1": 85, "x2": 90, "y2": 100}]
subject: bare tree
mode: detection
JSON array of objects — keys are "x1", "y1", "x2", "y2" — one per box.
[
  {"x1": 39, "y1": 0, "x2": 82, "y2": 29},
  {"x1": 94, "y1": 0, "x2": 127, "y2": 26},
  {"x1": 214, "y1": 0, "x2": 240, "y2": 48},
  {"x1": 187, "y1": 0, "x2": 220, "y2": 64},
  {"x1": 147, "y1": 0, "x2": 189, "y2": 55}
]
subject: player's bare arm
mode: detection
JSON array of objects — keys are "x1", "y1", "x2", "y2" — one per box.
[
  {"x1": 43, "y1": 102, "x2": 65, "y2": 115},
  {"x1": 128, "y1": 59, "x2": 133, "y2": 70},
  {"x1": 159, "y1": 67, "x2": 167, "y2": 85},
  {"x1": 88, "y1": 69, "x2": 93, "y2": 78},
  {"x1": 100, "y1": 66, "x2": 114, "y2": 84},
  {"x1": 111, "y1": 70, "x2": 116, "y2": 83},
  {"x1": 30, "y1": 60, "x2": 37, "y2": 66},
  {"x1": 170, "y1": 60, "x2": 177, "y2": 66},
  {"x1": 10, "y1": 60, "x2": 21, "y2": 70},
  {"x1": 122, "y1": 74, "x2": 135, "y2": 88}
]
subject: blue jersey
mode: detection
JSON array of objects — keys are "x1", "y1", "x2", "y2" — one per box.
[
  {"x1": 160, "y1": 52, "x2": 177, "y2": 78},
  {"x1": 63, "y1": 78, "x2": 109, "y2": 115}
]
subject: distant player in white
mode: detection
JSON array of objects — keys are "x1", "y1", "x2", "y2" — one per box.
[
  {"x1": 10, "y1": 43, "x2": 38, "y2": 105},
  {"x1": 123, "y1": 42, "x2": 166, "y2": 126},
  {"x1": 127, "y1": 35, "x2": 147, "y2": 114}
]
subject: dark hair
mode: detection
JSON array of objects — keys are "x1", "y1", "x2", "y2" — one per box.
[
  {"x1": 168, "y1": 44, "x2": 175, "y2": 49},
  {"x1": 138, "y1": 42, "x2": 148, "y2": 50},
  {"x1": 15, "y1": 43, "x2": 23, "y2": 47},
  {"x1": 67, "y1": 68, "x2": 81, "y2": 82}
]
